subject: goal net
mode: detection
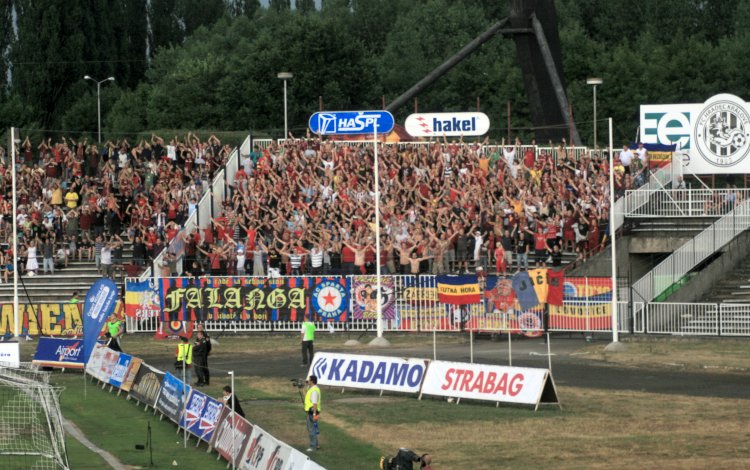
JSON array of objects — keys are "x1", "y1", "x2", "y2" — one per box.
[{"x1": 0, "y1": 363, "x2": 69, "y2": 470}]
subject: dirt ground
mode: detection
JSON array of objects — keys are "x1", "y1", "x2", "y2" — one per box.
[{"x1": 128, "y1": 333, "x2": 750, "y2": 400}]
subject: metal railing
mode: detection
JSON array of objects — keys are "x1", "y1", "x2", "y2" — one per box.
[
  {"x1": 150, "y1": 136, "x2": 251, "y2": 280},
  {"x1": 631, "y1": 199, "x2": 750, "y2": 304},
  {"x1": 623, "y1": 189, "x2": 750, "y2": 217},
  {"x1": 613, "y1": 160, "x2": 677, "y2": 231}
]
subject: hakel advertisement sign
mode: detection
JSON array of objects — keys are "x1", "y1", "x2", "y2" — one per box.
[
  {"x1": 640, "y1": 93, "x2": 750, "y2": 174},
  {"x1": 405, "y1": 112, "x2": 490, "y2": 137}
]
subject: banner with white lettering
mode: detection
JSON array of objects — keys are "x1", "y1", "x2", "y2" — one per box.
[
  {"x1": 179, "y1": 389, "x2": 224, "y2": 443},
  {"x1": 33, "y1": 337, "x2": 85, "y2": 369},
  {"x1": 108, "y1": 352, "x2": 134, "y2": 388},
  {"x1": 0, "y1": 342, "x2": 20, "y2": 367},
  {"x1": 420, "y1": 360, "x2": 558, "y2": 407},
  {"x1": 155, "y1": 372, "x2": 191, "y2": 424},
  {"x1": 308, "y1": 352, "x2": 427, "y2": 394}
]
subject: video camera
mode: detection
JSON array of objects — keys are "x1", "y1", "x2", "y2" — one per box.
[{"x1": 290, "y1": 378, "x2": 305, "y2": 389}]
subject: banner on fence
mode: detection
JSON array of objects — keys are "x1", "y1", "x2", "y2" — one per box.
[
  {"x1": 0, "y1": 342, "x2": 20, "y2": 367},
  {"x1": 108, "y1": 353, "x2": 135, "y2": 388},
  {"x1": 481, "y1": 277, "x2": 543, "y2": 336},
  {"x1": 82, "y1": 278, "x2": 119, "y2": 364},
  {"x1": 239, "y1": 425, "x2": 284, "y2": 470},
  {"x1": 32, "y1": 337, "x2": 86, "y2": 369},
  {"x1": 548, "y1": 277, "x2": 613, "y2": 330},
  {"x1": 351, "y1": 276, "x2": 395, "y2": 321},
  {"x1": 155, "y1": 371, "x2": 191, "y2": 424},
  {"x1": 309, "y1": 352, "x2": 427, "y2": 394},
  {"x1": 420, "y1": 360, "x2": 560, "y2": 409},
  {"x1": 179, "y1": 389, "x2": 224, "y2": 443},
  {"x1": 436, "y1": 275, "x2": 481, "y2": 305},
  {"x1": 0, "y1": 303, "x2": 83, "y2": 336},
  {"x1": 85, "y1": 344, "x2": 120, "y2": 382},
  {"x1": 128, "y1": 363, "x2": 166, "y2": 407},
  {"x1": 158, "y1": 276, "x2": 349, "y2": 322},
  {"x1": 125, "y1": 279, "x2": 161, "y2": 319},
  {"x1": 210, "y1": 408, "x2": 252, "y2": 467},
  {"x1": 119, "y1": 357, "x2": 142, "y2": 392}
]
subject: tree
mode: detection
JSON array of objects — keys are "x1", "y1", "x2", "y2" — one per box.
[
  {"x1": 176, "y1": 0, "x2": 226, "y2": 37},
  {"x1": 149, "y1": 0, "x2": 184, "y2": 54},
  {"x1": 269, "y1": 0, "x2": 291, "y2": 13},
  {"x1": 296, "y1": 0, "x2": 316, "y2": 14}
]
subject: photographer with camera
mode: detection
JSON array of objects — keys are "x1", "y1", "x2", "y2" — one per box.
[
  {"x1": 380, "y1": 449, "x2": 433, "y2": 470},
  {"x1": 303, "y1": 375, "x2": 321, "y2": 452}
]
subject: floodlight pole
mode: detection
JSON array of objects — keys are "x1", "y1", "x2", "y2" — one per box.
[
  {"x1": 9, "y1": 127, "x2": 19, "y2": 339},
  {"x1": 229, "y1": 370, "x2": 236, "y2": 470},
  {"x1": 608, "y1": 117, "x2": 619, "y2": 343},
  {"x1": 83, "y1": 76, "x2": 115, "y2": 142},
  {"x1": 374, "y1": 127, "x2": 383, "y2": 338}
]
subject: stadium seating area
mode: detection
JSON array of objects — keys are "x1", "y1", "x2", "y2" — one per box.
[
  {"x1": 0, "y1": 135, "x2": 645, "y2": 279},
  {"x1": 0, "y1": 133, "x2": 230, "y2": 279},
  {"x1": 180, "y1": 138, "x2": 630, "y2": 277}
]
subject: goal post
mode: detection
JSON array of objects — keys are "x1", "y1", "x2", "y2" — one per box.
[{"x1": 0, "y1": 363, "x2": 70, "y2": 470}]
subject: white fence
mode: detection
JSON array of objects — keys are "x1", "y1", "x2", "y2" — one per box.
[
  {"x1": 623, "y1": 189, "x2": 750, "y2": 218},
  {"x1": 631, "y1": 199, "x2": 750, "y2": 304}
]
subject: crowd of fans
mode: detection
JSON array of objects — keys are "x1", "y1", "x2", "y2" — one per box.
[
  {"x1": 0, "y1": 133, "x2": 232, "y2": 280},
  {"x1": 175, "y1": 135, "x2": 620, "y2": 278},
  {"x1": 0, "y1": 130, "x2": 657, "y2": 281}
]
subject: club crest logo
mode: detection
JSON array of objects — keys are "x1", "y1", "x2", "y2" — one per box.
[
  {"x1": 312, "y1": 280, "x2": 347, "y2": 319},
  {"x1": 694, "y1": 94, "x2": 750, "y2": 167}
]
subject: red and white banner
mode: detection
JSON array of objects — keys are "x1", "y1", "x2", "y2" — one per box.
[{"x1": 420, "y1": 360, "x2": 558, "y2": 408}]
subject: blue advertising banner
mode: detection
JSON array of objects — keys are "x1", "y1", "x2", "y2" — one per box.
[
  {"x1": 309, "y1": 352, "x2": 427, "y2": 394},
  {"x1": 32, "y1": 337, "x2": 86, "y2": 369},
  {"x1": 308, "y1": 111, "x2": 395, "y2": 135},
  {"x1": 155, "y1": 372, "x2": 191, "y2": 424},
  {"x1": 82, "y1": 278, "x2": 118, "y2": 364},
  {"x1": 108, "y1": 353, "x2": 133, "y2": 388},
  {"x1": 179, "y1": 389, "x2": 224, "y2": 443}
]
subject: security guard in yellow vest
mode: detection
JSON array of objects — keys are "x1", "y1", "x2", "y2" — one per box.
[
  {"x1": 176, "y1": 336, "x2": 193, "y2": 385},
  {"x1": 304, "y1": 375, "x2": 321, "y2": 452}
]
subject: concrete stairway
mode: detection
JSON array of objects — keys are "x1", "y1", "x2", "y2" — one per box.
[
  {"x1": 0, "y1": 241, "x2": 140, "y2": 304},
  {"x1": 700, "y1": 263, "x2": 750, "y2": 304}
]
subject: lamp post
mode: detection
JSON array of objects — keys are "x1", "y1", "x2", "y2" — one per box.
[
  {"x1": 83, "y1": 75, "x2": 115, "y2": 142},
  {"x1": 277, "y1": 72, "x2": 293, "y2": 140},
  {"x1": 586, "y1": 77, "x2": 603, "y2": 149}
]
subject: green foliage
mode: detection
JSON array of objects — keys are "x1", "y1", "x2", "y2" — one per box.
[{"x1": 3, "y1": 0, "x2": 750, "y2": 144}]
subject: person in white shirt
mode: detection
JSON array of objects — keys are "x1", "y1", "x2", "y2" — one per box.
[
  {"x1": 635, "y1": 142, "x2": 648, "y2": 167},
  {"x1": 619, "y1": 144, "x2": 634, "y2": 174}
]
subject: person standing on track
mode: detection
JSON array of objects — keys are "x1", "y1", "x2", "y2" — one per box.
[
  {"x1": 304, "y1": 375, "x2": 321, "y2": 452},
  {"x1": 193, "y1": 330, "x2": 210, "y2": 386},
  {"x1": 301, "y1": 314, "x2": 315, "y2": 367},
  {"x1": 175, "y1": 335, "x2": 193, "y2": 385}
]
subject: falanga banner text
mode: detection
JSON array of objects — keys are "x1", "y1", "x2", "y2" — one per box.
[{"x1": 159, "y1": 276, "x2": 349, "y2": 322}]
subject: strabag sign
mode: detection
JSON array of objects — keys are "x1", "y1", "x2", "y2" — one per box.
[
  {"x1": 420, "y1": 360, "x2": 559, "y2": 409},
  {"x1": 640, "y1": 93, "x2": 750, "y2": 174},
  {"x1": 308, "y1": 352, "x2": 427, "y2": 394},
  {"x1": 405, "y1": 112, "x2": 490, "y2": 137}
]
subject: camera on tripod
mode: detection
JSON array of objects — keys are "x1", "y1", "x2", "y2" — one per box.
[{"x1": 290, "y1": 378, "x2": 305, "y2": 389}]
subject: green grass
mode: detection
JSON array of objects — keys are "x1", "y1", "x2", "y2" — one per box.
[
  {"x1": 55, "y1": 375, "x2": 227, "y2": 469},
  {"x1": 65, "y1": 434, "x2": 110, "y2": 469}
]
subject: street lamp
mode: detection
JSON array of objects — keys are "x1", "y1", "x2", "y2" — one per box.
[
  {"x1": 277, "y1": 72, "x2": 293, "y2": 140},
  {"x1": 586, "y1": 77, "x2": 603, "y2": 149},
  {"x1": 83, "y1": 75, "x2": 115, "y2": 142}
]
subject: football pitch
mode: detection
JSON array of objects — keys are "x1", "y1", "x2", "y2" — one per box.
[{"x1": 22, "y1": 334, "x2": 750, "y2": 469}]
